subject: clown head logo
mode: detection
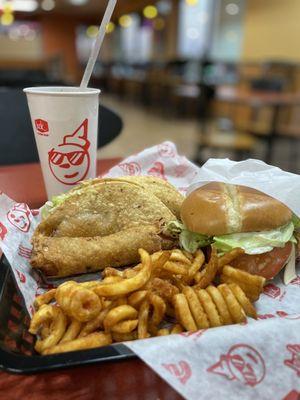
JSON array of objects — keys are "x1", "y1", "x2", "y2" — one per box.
[
  {"x1": 147, "y1": 162, "x2": 166, "y2": 180},
  {"x1": 284, "y1": 344, "x2": 300, "y2": 376},
  {"x1": 119, "y1": 162, "x2": 141, "y2": 176},
  {"x1": 207, "y1": 344, "x2": 266, "y2": 387},
  {"x1": 48, "y1": 119, "x2": 90, "y2": 185},
  {"x1": 0, "y1": 222, "x2": 7, "y2": 240},
  {"x1": 7, "y1": 203, "x2": 31, "y2": 232},
  {"x1": 162, "y1": 360, "x2": 192, "y2": 385}
]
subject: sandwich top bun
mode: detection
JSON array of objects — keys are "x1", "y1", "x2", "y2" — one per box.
[{"x1": 181, "y1": 183, "x2": 292, "y2": 236}]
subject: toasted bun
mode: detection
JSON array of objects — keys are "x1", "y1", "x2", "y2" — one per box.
[{"x1": 181, "y1": 183, "x2": 292, "y2": 236}]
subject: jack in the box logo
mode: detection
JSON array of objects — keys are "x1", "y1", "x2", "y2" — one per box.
[
  {"x1": 263, "y1": 283, "x2": 282, "y2": 299},
  {"x1": 147, "y1": 161, "x2": 166, "y2": 180},
  {"x1": 119, "y1": 162, "x2": 141, "y2": 176},
  {"x1": 35, "y1": 119, "x2": 49, "y2": 135},
  {"x1": 207, "y1": 344, "x2": 266, "y2": 387},
  {"x1": 48, "y1": 119, "x2": 90, "y2": 185},
  {"x1": 0, "y1": 222, "x2": 7, "y2": 240},
  {"x1": 284, "y1": 344, "x2": 300, "y2": 377},
  {"x1": 158, "y1": 143, "x2": 176, "y2": 158},
  {"x1": 7, "y1": 203, "x2": 31, "y2": 232},
  {"x1": 162, "y1": 360, "x2": 192, "y2": 385}
]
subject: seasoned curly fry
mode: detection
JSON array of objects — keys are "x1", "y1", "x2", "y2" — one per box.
[
  {"x1": 218, "y1": 284, "x2": 246, "y2": 324},
  {"x1": 186, "y1": 249, "x2": 205, "y2": 283},
  {"x1": 227, "y1": 283, "x2": 257, "y2": 319},
  {"x1": 182, "y1": 286, "x2": 209, "y2": 329},
  {"x1": 196, "y1": 289, "x2": 222, "y2": 327},
  {"x1": 55, "y1": 281, "x2": 102, "y2": 322},
  {"x1": 218, "y1": 248, "x2": 245, "y2": 272},
  {"x1": 30, "y1": 247, "x2": 260, "y2": 354},
  {"x1": 194, "y1": 247, "x2": 218, "y2": 289},
  {"x1": 128, "y1": 290, "x2": 149, "y2": 309},
  {"x1": 171, "y1": 324, "x2": 183, "y2": 334},
  {"x1": 60, "y1": 319, "x2": 82, "y2": 343},
  {"x1": 170, "y1": 250, "x2": 192, "y2": 265},
  {"x1": 157, "y1": 328, "x2": 170, "y2": 336},
  {"x1": 112, "y1": 331, "x2": 137, "y2": 342},
  {"x1": 29, "y1": 305, "x2": 67, "y2": 354},
  {"x1": 103, "y1": 305, "x2": 138, "y2": 332},
  {"x1": 43, "y1": 332, "x2": 112, "y2": 355},
  {"x1": 111, "y1": 320, "x2": 138, "y2": 334},
  {"x1": 206, "y1": 285, "x2": 232, "y2": 325},
  {"x1": 94, "y1": 249, "x2": 152, "y2": 297},
  {"x1": 34, "y1": 289, "x2": 56, "y2": 309},
  {"x1": 138, "y1": 300, "x2": 150, "y2": 339},
  {"x1": 149, "y1": 293, "x2": 166, "y2": 326},
  {"x1": 148, "y1": 278, "x2": 179, "y2": 302},
  {"x1": 173, "y1": 293, "x2": 197, "y2": 332}
]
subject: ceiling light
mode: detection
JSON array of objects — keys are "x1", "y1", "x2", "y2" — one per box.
[
  {"x1": 225, "y1": 3, "x2": 239, "y2": 15},
  {"x1": 1, "y1": 12, "x2": 14, "y2": 26},
  {"x1": 143, "y1": 5, "x2": 158, "y2": 19},
  {"x1": 86, "y1": 25, "x2": 98, "y2": 38},
  {"x1": 119, "y1": 15, "x2": 132, "y2": 28},
  {"x1": 185, "y1": 0, "x2": 198, "y2": 6},
  {"x1": 69, "y1": 0, "x2": 89, "y2": 5},
  {"x1": 0, "y1": 0, "x2": 38, "y2": 12},
  {"x1": 41, "y1": 0, "x2": 55, "y2": 11},
  {"x1": 106, "y1": 21, "x2": 115, "y2": 34},
  {"x1": 153, "y1": 17, "x2": 165, "y2": 30}
]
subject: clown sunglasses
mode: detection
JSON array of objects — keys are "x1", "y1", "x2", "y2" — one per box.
[{"x1": 48, "y1": 149, "x2": 86, "y2": 166}]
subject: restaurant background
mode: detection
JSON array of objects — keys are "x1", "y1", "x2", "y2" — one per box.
[{"x1": 0, "y1": 0, "x2": 299, "y2": 172}]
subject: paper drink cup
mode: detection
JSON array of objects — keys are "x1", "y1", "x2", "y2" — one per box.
[{"x1": 24, "y1": 86, "x2": 100, "y2": 198}]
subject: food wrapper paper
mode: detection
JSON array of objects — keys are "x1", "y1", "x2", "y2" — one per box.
[{"x1": 0, "y1": 142, "x2": 299, "y2": 400}]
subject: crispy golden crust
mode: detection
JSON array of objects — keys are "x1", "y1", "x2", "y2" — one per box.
[
  {"x1": 31, "y1": 178, "x2": 181, "y2": 277},
  {"x1": 31, "y1": 225, "x2": 175, "y2": 277}
]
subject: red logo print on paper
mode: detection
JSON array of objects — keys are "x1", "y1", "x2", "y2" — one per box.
[
  {"x1": 35, "y1": 119, "x2": 49, "y2": 136},
  {"x1": 0, "y1": 222, "x2": 7, "y2": 240},
  {"x1": 158, "y1": 143, "x2": 176, "y2": 158},
  {"x1": 119, "y1": 162, "x2": 141, "y2": 176},
  {"x1": 207, "y1": 344, "x2": 266, "y2": 387},
  {"x1": 162, "y1": 360, "x2": 192, "y2": 385},
  {"x1": 283, "y1": 390, "x2": 300, "y2": 400},
  {"x1": 48, "y1": 119, "x2": 90, "y2": 185},
  {"x1": 284, "y1": 345, "x2": 300, "y2": 377},
  {"x1": 16, "y1": 270, "x2": 26, "y2": 284},
  {"x1": 18, "y1": 244, "x2": 32, "y2": 259},
  {"x1": 7, "y1": 203, "x2": 31, "y2": 232},
  {"x1": 147, "y1": 162, "x2": 166, "y2": 180},
  {"x1": 290, "y1": 276, "x2": 300, "y2": 287},
  {"x1": 179, "y1": 329, "x2": 207, "y2": 341},
  {"x1": 263, "y1": 283, "x2": 284, "y2": 300}
]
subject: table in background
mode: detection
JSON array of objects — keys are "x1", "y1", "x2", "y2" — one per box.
[
  {"x1": 0, "y1": 158, "x2": 183, "y2": 400},
  {"x1": 215, "y1": 86, "x2": 300, "y2": 164}
]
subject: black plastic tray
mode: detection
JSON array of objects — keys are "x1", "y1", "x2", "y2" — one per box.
[{"x1": 0, "y1": 256, "x2": 135, "y2": 374}]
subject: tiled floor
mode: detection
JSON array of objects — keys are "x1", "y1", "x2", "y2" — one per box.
[{"x1": 98, "y1": 94, "x2": 199, "y2": 161}]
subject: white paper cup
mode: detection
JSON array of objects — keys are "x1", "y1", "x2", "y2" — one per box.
[{"x1": 24, "y1": 86, "x2": 100, "y2": 198}]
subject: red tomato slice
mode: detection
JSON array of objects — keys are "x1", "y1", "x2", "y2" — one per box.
[{"x1": 230, "y1": 242, "x2": 293, "y2": 279}]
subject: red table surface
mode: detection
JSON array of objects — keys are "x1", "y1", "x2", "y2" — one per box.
[{"x1": 0, "y1": 159, "x2": 183, "y2": 400}]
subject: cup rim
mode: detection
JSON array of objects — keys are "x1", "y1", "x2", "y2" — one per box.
[{"x1": 23, "y1": 86, "x2": 101, "y2": 96}]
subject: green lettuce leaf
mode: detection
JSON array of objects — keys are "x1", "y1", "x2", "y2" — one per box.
[
  {"x1": 292, "y1": 214, "x2": 300, "y2": 231},
  {"x1": 213, "y1": 221, "x2": 295, "y2": 255},
  {"x1": 166, "y1": 221, "x2": 211, "y2": 252}
]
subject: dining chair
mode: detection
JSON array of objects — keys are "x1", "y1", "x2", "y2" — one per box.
[{"x1": 0, "y1": 88, "x2": 123, "y2": 166}]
